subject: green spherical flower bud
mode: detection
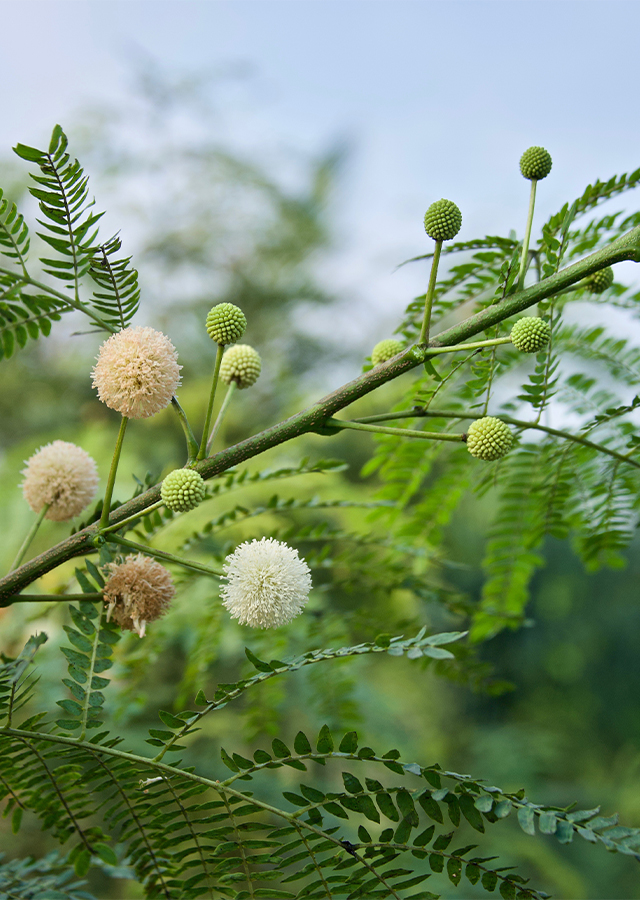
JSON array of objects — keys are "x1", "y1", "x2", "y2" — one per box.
[
  {"x1": 519, "y1": 146, "x2": 552, "y2": 181},
  {"x1": 466, "y1": 416, "x2": 514, "y2": 461},
  {"x1": 371, "y1": 339, "x2": 403, "y2": 366},
  {"x1": 510, "y1": 317, "x2": 551, "y2": 353},
  {"x1": 161, "y1": 469, "x2": 206, "y2": 512},
  {"x1": 424, "y1": 199, "x2": 462, "y2": 242},
  {"x1": 220, "y1": 344, "x2": 261, "y2": 389},
  {"x1": 584, "y1": 266, "x2": 614, "y2": 294},
  {"x1": 205, "y1": 303, "x2": 247, "y2": 345}
]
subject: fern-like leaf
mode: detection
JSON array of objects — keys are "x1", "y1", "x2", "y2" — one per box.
[{"x1": 88, "y1": 234, "x2": 140, "y2": 329}]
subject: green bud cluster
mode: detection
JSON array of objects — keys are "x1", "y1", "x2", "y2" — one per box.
[
  {"x1": 205, "y1": 303, "x2": 247, "y2": 344},
  {"x1": 161, "y1": 469, "x2": 206, "y2": 512},
  {"x1": 584, "y1": 267, "x2": 614, "y2": 294},
  {"x1": 519, "y1": 146, "x2": 552, "y2": 181},
  {"x1": 220, "y1": 345, "x2": 262, "y2": 389},
  {"x1": 424, "y1": 199, "x2": 462, "y2": 242},
  {"x1": 466, "y1": 417, "x2": 514, "y2": 461},
  {"x1": 510, "y1": 317, "x2": 551, "y2": 353},
  {"x1": 371, "y1": 339, "x2": 403, "y2": 366}
]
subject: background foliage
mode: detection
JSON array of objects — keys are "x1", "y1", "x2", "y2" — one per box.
[{"x1": 1, "y1": 76, "x2": 640, "y2": 899}]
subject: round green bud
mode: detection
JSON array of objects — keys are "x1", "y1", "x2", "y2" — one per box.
[
  {"x1": 423, "y1": 199, "x2": 462, "y2": 242},
  {"x1": 205, "y1": 303, "x2": 247, "y2": 345},
  {"x1": 371, "y1": 339, "x2": 403, "y2": 366},
  {"x1": 519, "y1": 146, "x2": 552, "y2": 181},
  {"x1": 220, "y1": 344, "x2": 261, "y2": 389},
  {"x1": 161, "y1": 468, "x2": 206, "y2": 512},
  {"x1": 584, "y1": 266, "x2": 614, "y2": 294},
  {"x1": 510, "y1": 317, "x2": 551, "y2": 353},
  {"x1": 466, "y1": 416, "x2": 514, "y2": 461}
]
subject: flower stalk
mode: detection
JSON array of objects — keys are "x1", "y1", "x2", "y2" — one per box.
[
  {"x1": 99, "y1": 416, "x2": 129, "y2": 529},
  {"x1": 171, "y1": 396, "x2": 199, "y2": 463},
  {"x1": 107, "y1": 534, "x2": 223, "y2": 579},
  {"x1": 199, "y1": 343, "x2": 225, "y2": 460},
  {"x1": 324, "y1": 417, "x2": 464, "y2": 442},
  {"x1": 517, "y1": 179, "x2": 538, "y2": 290},
  {"x1": 419, "y1": 239, "x2": 442, "y2": 345},
  {"x1": 9, "y1": 504, "x2": 49, "y2": 572},
  {"x1": 206, "y1": 382, "x2": 237, "y2": 455}
]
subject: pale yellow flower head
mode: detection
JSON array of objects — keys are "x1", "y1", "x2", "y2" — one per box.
[
  {"x1": 103, "y1": 554, "x2": 175, "y2": 638},
  {"x1": 21, "y1": 440, "x2": 99, "y2": 521},
  {"x1": 92, "y1": 326, "x2": 181, "y2": 419}
]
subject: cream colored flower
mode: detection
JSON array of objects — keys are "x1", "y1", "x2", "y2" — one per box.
[
  {"x1": 21, "y1": 440, "x2": 99, "y2": 521},
  {"x1": 221, "y1": 537, "x2": 312, "y2": 629},
  {"x1": 103, "y1": 554, "x2": 175, "y2": 638},
  {"x1": 92, "y1": 326, "x2": 181, "y2": 419}
]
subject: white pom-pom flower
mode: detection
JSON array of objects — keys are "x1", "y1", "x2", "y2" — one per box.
[
  {"x1": 92, "y1": 326, "x2": 181, "y2": 419},
  {"x1": 221, "y1": 537, "x2": 312, "y2": 629},
  {"x1": 21, "y1": 440, "x2": 99, "y2": 521}
]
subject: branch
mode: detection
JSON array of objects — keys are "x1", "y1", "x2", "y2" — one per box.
[{"x1": 1, "y1": 230, "x2": 638, "y2": 602}]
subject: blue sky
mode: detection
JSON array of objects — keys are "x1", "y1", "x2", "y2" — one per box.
[{"x1": 4, "y1": 0, "x2": 640, "y2": 343}]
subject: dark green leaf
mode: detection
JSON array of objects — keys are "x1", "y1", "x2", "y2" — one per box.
[
  {"x1": 158, "y1": 709, "x2": 184, "y2": 729},
  {"x1": 294, "y1": 731, "x2": 312, "y2": 754},
  {"x1": 447, "y1": 857, "x2": 462, "y2": 886},
  {"x1": 94, "y1": 843, "x2": 118, "y2": 866},
  {"x1": 418, "y1": 792, "x2": 443, "y2": 824},
  {"x1": 482, "y1": 871, "x2": 498, "y2": 892},
  {"x1": 459, "y1": 793, "x2": 485, "y2": 832},
  {"x1": 500, "y1": 881, "x2": 517, "y2": 900},
  {"x1": 339, "y1": 731, "x2": 358, "y2": 753},
  {"x1": 316, "y1": 724, "x2": 334, "y2": 753}
]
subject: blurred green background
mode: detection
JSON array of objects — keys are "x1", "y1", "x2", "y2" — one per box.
[{"x1": 1, "y1": 73, "x2": 640, "y2": 900}]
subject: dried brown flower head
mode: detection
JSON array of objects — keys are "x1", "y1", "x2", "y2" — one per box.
[{"x1": 103, "y1": 554, "x2": 175, "y2": 637}]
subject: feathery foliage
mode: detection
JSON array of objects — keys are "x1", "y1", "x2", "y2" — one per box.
[{"x1": 2, "y1": 125, "x2": 640, "y2": 897}]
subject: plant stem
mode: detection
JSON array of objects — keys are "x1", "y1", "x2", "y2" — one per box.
[
  {"x1": 325, "y1": 417, "x2": 464, "y2": 443},
  {"x1": 198, "y1": 343, "x2": 225, "y2": 460},
  {"x1": 419, "y1": 239, "x2": 442, "y2": 344},
  {"x1": 9, "y1": 505, "x2": 49, "y2": 572},
  {"x1": 107, "y1": 534, "x2": 223, "y2": 579},
  {"x1": 171, "y1": 396, "x2": 199, "y2": 463},
  {"x1": 426, "y1": 336, "x2": 512, "y2": 355},
  {"x1": 206, "y1": 382, "x2": 237, "y2": 455},
  {"x1": 356, "y1": 407, "x2": 640, "y2": 469},
  {"x1": 0, "y1": 593, "x2": 103, "y2": 608},
  {"x1": 101, "y1": 500, "x2": 164, "y2": 535},
  {"x1": 517, "y1": 179, "x2": 537, "y2": 290},
  {"x1": 99, "y1": 416, "x2": 129, "y2": 529}
]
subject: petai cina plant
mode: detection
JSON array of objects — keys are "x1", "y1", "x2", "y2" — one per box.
[{"x1": 1, "y1": 126, "x2": 640, "y2": 898}]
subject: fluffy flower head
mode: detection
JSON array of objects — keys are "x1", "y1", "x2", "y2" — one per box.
[
  {"x1": 92, "y1": 326, "x2": 181, "y2": 419},
  {"x1": 21, "y1": 440, "x2": 99, "y2": 521},
  {"x1": 221, "y1": 537, "x2": 312, "y2": 629},
  {"x1": 103, "y1": 554, "x2": 175, "y2": 638}
]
